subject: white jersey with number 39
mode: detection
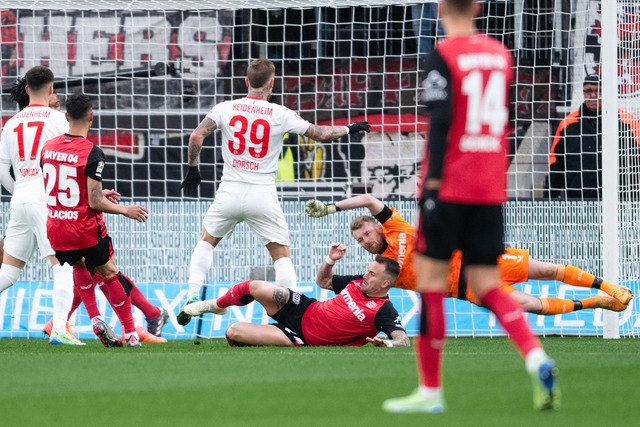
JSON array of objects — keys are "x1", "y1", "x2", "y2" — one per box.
[
  {"x1": 0, "y1": 105, "x2": 69, "y2": 205},
  {"x1": 207, "y1": 96, "x2": 311, "y2": 185}
]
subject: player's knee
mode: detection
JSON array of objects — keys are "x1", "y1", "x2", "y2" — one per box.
[
  {"x1": 0, "y1": 263, "x2": 22, "y2": 286},
  {"x1": 225, "y1": 324, "x2": 244, "y2": 345},
  {"x1": 248, "y1": 280, "x2": 268, "y2": 294}
]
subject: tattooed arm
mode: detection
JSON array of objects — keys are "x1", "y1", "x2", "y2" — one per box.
[
  {"x1": 303, "y1": 124, "x2": 349, "y2": 142},
  {"x1": 316, "y1": 243, "x2": 347, "y2": 290},
  {"x1": 188, "y1": 117, "x2": 218, "y2": 166}
]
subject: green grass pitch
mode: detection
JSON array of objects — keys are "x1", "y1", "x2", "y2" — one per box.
[{"x1": 0, "y1": 336, "x2": 638, "y2": 427}]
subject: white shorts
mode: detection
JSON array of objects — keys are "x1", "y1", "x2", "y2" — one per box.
[
  {"x1": 3, "y1": 203, "x2": 55, "y2": 262},
  {"x1": 202, "y1": 182, "x2": 290, "y2": 246}
]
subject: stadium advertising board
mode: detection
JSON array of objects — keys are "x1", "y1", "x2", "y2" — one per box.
[{"x1": 1, "y1": 280, "x2": 638, "y2": 339}]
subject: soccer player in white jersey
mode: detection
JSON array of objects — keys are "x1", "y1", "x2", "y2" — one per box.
[
  {"x1": 177, "y1": 58, "x2": 370, "y2": 325},
  {"x1": 0, "y1": 66, "x2": 80, "y2": 345}
]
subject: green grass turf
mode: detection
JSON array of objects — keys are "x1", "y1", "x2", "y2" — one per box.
[{"x1": 0, "y1": 337, "x2": 638, "y2": 427}]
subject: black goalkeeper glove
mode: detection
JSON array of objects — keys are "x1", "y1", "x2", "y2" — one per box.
[
  {"x1": 347, "y1": 121, "x2": 371, "y2": 135},
  {"x1": 180, "y1": 166, "x2": 202, "y2": 197}
]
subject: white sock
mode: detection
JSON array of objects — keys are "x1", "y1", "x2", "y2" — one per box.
[
  {"x1": 525, "y1": 347, "x2": 548, "y2": 373},
  {"x1": 418, "y1": 385, "x2": 443, "y2": 399},
  {"x1": 52, "y1": 263, "x2": 73, "y2": 334},
  {"x1": 0, "y1": 264, "x2": 22, "y2": 294},
  {"x1": 125, "y1": 331, "x2": 140, "y2": 341},
  {"x1": 273, "y1": 257, "x2": 296, "y2": 289},
  {"x1": 188, "y1": 240, "x2": 214, "y2": 298}
]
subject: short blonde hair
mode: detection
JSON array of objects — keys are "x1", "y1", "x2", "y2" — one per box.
[{"x1": 350, "y1": 215, "x2": 377, "y2": 232}]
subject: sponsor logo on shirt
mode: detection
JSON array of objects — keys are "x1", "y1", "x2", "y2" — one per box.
[
  {"x1": 422, "y1": 70, "x2": 448, "y2": 103},
  {"x1": 341, "y1": 288, "x2": 365, "y2": 321},
  {"x1": 397, "y1": 232, "x2": 407, "y2": 267}
]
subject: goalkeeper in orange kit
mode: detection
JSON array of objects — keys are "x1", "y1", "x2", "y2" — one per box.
[{"x1": 305, "y1": 195, "x2": 633, "y2": 314}]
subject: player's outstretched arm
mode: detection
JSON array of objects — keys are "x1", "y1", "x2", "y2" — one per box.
[
  {"x1": 306, "y1": 194, "x2": 385, "y2": 218},
  {"x1": 88, "y1": 177, "x2": 148, "y2": 222},
  {"x1": 366, "y1": 330, "x2": 410, "y2": 348},
  {"x1": 316, "y1": 242, "x2": 347, "y2": 289},
  {"x1": 303, "y1": 121, "x2": 370, "y2": 142}
]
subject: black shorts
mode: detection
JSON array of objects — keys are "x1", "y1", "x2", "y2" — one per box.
[
  {"x1": 271, "y1": 289, "x2": 316, "y2": 346},
  {"x1": 55, "y1": 235, "x2": 114, "y2": 272},
  {"x1": 417, "y1": 202, "x2": 504, "y2": 265}
]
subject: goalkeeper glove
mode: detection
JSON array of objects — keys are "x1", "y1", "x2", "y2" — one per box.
[
  {"x1": 305, "y1": 199, "x2": 339, "y2": 217},
  {"x1": 346, "y1": 121, "x2": 371, "y2": 135},
  {"x1": 180, "y1": 166, "x2": 202, "y2": 197}
]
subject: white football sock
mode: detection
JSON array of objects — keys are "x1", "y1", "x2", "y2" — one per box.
[
  {"x1": 0, "y1": 264, "x2": 22, "y2": 294},
  {"x1": 525, "y1": 347, "x2": 548, "y2": 373},
  {"x1": 418, "y1": 385, "x2": 443, "y2": 399},
  {"x1": 273, "y1": 257, "x2": 296, "y2": 289},
  {"x1": 52, "y1": 263, "x2": 74, "y2": 333},
  {"x1": 188, "y1": 240, "x2": 214, "y2": 298}
]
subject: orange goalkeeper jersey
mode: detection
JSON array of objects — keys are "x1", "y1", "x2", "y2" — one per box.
[
  {"x1": 380, "y1": 208, "x2": 529, "y2": 305},
  {"x1": 379, "y1": 208, "x2": 417, "y2": 291},
  {"x1": 448, "y1": 248, "x2": 529, "y2": 306}
]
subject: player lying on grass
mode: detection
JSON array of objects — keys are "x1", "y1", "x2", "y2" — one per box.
[
  {"x1": 183, "y1": 245, "x2": 409, "y2": 347},
  {"x1": 306, "y1": 195, "x2": 633, "y2": 313}
]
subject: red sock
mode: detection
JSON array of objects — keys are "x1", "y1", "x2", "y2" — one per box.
[
  {"x1": 101, "y1": 274, "x2": 136, "y2": 334},
  {"x1": 416, "y1": 292, "x2": 446, "y2": 388},
  {"x1": 73, "y1": 265, "x2": 101, "y2": 319},
  {"x1": 92, "y1": 271, "x2": 104, "y2": 286},
  {"x1": 481, "y1": 287, "x2": 541, "y2": 357},
  {"x1": 67, "y1": 285, "x2": 83, "y2": 320},
  {"x1": 126, "y1": 275, "x2": 160, "y2": 319},
  {"x1": 216, "y1": 280, "x2": 254, "y2": 309}
]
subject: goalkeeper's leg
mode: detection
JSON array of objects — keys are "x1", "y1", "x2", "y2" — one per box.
[{"x1": 529, "y1": 260, "x2": 633, "y2": 305}]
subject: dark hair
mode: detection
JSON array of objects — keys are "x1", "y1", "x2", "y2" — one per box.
[
  {"x1": 25, "y1": 65, "x2": 54, "y2": 93},
  {"x1": 247, "y1": 59, "x2": 275, "y2": 89},
  {"x1": 583, "y1": 73, "x2": 600, "y2": 87},
  {"x1": 65, "y1": 93, "x2": 93, "y2": 120},
  {"x1": 10, "y1": 77, "x2": 29, "y2": 110},
  {"x1": 444, "y1": 0, "x2": 475, "y2": 13},
  {"x1": 374, "y1": 255, "x2": 400, "y2": 284}
]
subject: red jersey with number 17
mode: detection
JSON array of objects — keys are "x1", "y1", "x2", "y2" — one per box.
[
  {"x1": 424, "y1": 35, "x2": 513, "y2": 204},
  {"x1": 42, "y1": 134, "x2": 108, "y2": 251}
]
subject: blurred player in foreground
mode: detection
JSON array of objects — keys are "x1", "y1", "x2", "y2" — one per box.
[
  {"x1": 177, "y1": 58, "x2": 370, "y2": 326},
  {"x1": 182, "y1": 244, "x2": 409, "y2": 348},
  {"x1": 392, "y1": 0, "x2": 557, "y2": 412},
  {"x1": 306, "y1": 195, "x2": 633, "y2": 314},
  {"x1": 0, "y1": 66, "x2": 77, "y2": 345},
  {"x1": 42, "y1": 93, "x2": 149, "y2": 348}
]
